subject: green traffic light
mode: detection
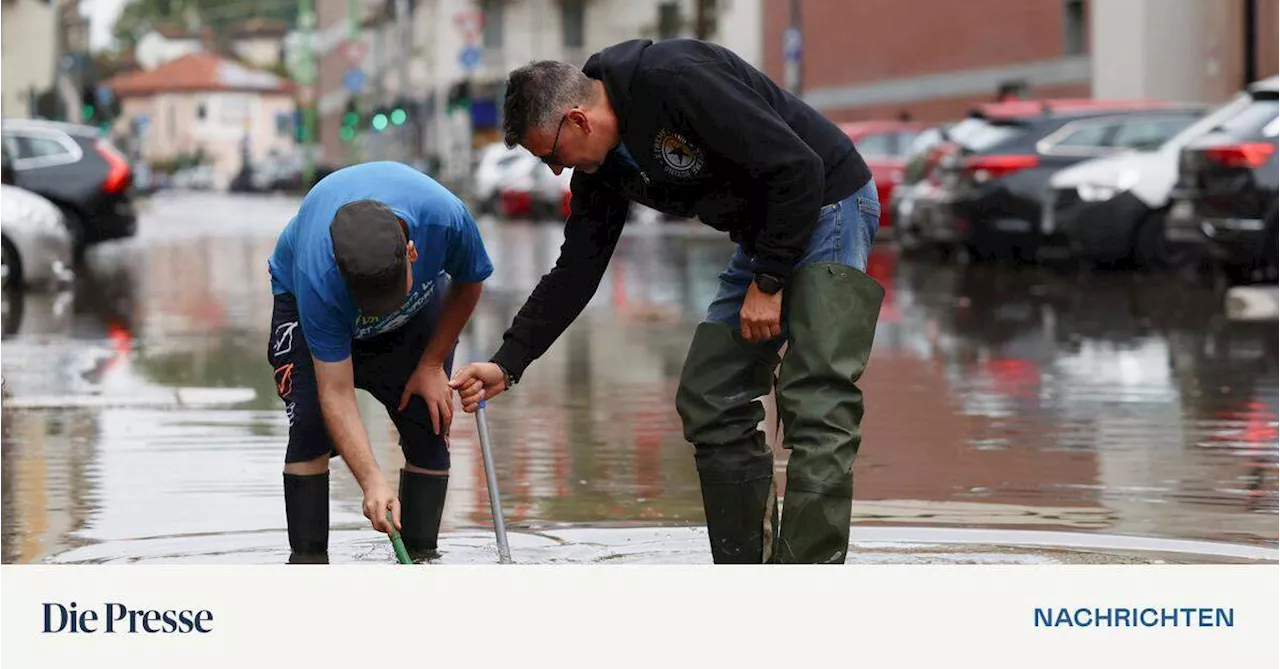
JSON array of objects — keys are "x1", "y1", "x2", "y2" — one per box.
[
  {"x1": 340, "y1": 126, "x2": 355, "y2": 142},
  {"x1": 82, "y1": 104, "x2": 95, "y2": 121},
  {"x1": 343, "y1": 111, "x2": 358, "y2": 126},
  {"x1": 372, "y1": 113, "x2": 388, "y2": 131},
  {"x1": 390, "y1": 109, "x2": 407, "y2": 126}
]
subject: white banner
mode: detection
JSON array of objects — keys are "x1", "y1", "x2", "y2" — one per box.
[{"x1": 3, "y1": 565, "x2": 1277, "y2": 667}]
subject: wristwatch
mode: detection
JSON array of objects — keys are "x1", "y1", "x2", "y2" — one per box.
[
  {"x1": 754, "y1": 273, "x2": 785, "y2": 295},
  {"x1": 493, "y1": 361, "x2": 517, "y2": 389}
]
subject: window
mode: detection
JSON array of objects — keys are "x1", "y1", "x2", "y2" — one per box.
[
  {"x1": 22, "y1": 136, "x2": 70, "y2": 159},
  {"x1": 562, "y1": 0, "x2": 585, "y2": 48},
  {"x1": 1055, "y1": 122, "x2": 1114, "y2": 148},
  {"x1": 1111, "y1": 116, "x2": 1199, "y2": 151},
  {"x1": 1063, "y1": 0, "x2": 1086, "y2": 56},
  {"x1": 1218, "y1": 100, "x2": 1280, "y2": 140},
  {"x1": 197, "y1": 101, "x2": 208, "y2": 121},
  {"x1": 855, "y1": 132, "x2": 895, "y2": 158},
  {"x1": 482, "y1": 0, "x2": 503, "y2": 49},
  {"x1": 658, "y1": 2, "x2": 681, "y2": 40}
]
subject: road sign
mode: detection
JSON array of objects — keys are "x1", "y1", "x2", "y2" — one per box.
[
  {"x1": 453, "y1": 10, "x2": 483, "y2": 41},
  {"x1": 343, "y1": 68, "x2": 366, "y2": 94},
  {"x1": 459, "y1": 45, "x2": 482, "y2": 70},
  {"x1": 783, "y1": 27, "x2": 802, "y2": 63},
  {"x1": 340, "y1": 39, "x2": 369, "y2": 66}
]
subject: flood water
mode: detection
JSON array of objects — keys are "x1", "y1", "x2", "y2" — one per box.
[{"x1": 2, "y1": 192, "x2": 1276, "y2": 565}]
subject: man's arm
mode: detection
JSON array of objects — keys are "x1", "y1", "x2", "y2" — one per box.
[
  {"x1": 421, "y1": 280, "x2": 484, "y2": 367},
  {"x1": 490, "y1": 173, "x2": 630, "y2": 381},
  {"x1": 397, "y1": 280, "x2": 484, "y2": 434},
  {"x1": 315, "y1": 357, "x2": 398, "y2": 533}
]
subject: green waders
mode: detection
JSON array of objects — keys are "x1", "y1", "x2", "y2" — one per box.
[
  {"x1": 676, "y1": 262, "x2": 883, "y2": 564},
  {"x1": 676, "y1": 323, "x2": 781, "y2": 564},
  {"x1": 773, "y1": 263, "x2": 883, "y2": 563}
]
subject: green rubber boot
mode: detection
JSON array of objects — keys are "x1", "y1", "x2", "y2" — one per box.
[
  {"x1": 399, "y1": 469, "x2": 448, "y2": 562},
  {"x1": 676, "y1": 321, "x2": 781, "y2": 564},
  {"x1": 773, "y1": 263, "x2": 883, "y2": 564}
]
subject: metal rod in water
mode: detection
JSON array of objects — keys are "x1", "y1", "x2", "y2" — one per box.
[{"x1": 475, "y1": 400, "x2": 512, "y2": 563}]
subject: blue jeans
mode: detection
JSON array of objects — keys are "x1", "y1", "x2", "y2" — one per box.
[{"x1": 705, "y1": 179, "x2": 879, "y2": 338}]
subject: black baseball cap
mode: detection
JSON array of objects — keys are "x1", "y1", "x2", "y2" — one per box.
[{"x1": 330, "y1": 200, "x2": 409, "y2": 317}]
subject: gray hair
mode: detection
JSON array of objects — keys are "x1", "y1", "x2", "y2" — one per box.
[{"x1": 502, "y1": 61, "x2": 595, "y2": 148}]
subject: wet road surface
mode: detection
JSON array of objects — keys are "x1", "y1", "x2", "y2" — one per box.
[{"x1": 2, "y1": 191, "x2": 1276, "y2": 564}]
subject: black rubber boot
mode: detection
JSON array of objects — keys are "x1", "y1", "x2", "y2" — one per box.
[
  {"x1": 677, "y1": 321, "x2": 781, "y2": 564},
  {"x1": 283, "y1": 472, "x2": 330, "y2": 564},
  {"x1": 399, "y1": 469, "x2": 448, "y2": 562}
]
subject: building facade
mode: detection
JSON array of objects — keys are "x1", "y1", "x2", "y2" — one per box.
[
  {"x1": 309, "y1": 0, "x2": 762, "y2": 188},
  {"x1": 104, "y1": 53, "x2": 298, "y2": 190},
  {"x1": 2, "y1": 0, "x2": 63, "y2": 119}
]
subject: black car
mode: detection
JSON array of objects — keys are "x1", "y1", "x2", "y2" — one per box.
[
  {"x1": 1, "y1": 119, "x2": 137, "y2": 254},
  {"x1": 924, "y1": 101, "x2": 1203, "y2": 261},
  {"x1": 1166, "y1": 78, "x2": 1278, "y2": 285}
]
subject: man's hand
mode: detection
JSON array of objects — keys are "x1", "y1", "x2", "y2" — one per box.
[
  {"x1": 399, "y1": 363, "x2": 453, "y2": 435},
  {"x1": 363, "y1": 476, "x2": 400, "y2": 535},
  {"x1": 740, "y1": 281, "x2": 783, "y2": 342},
  {"x1": 449, "y1": 362, "x2": 507, "y2": 413}
]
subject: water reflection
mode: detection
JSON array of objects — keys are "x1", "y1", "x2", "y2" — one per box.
[{"x1": 1, "y1": 198, "x2": 1275, "y2": 564}]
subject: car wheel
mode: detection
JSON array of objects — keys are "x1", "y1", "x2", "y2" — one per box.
[
  {"x1": 894, "y1": 219, "x2": 925, "y2": 257},
  {"x1": 58, "y1": 207, "x2": 88, "y2": 262},
  {"x1": 2, "y1": 237, "x2": 20, "y2": 291},
  {"x1": 1131, "y1": 209, "x2": 1194, "y2": 271}
]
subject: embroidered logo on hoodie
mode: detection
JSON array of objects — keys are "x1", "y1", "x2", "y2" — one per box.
[{"x1": 652, "y1": 129, "x2": 706, "y2": 179}]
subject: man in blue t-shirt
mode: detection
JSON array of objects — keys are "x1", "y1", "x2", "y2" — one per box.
[{"x1": 266, "y1": 162, "x2": 494, "y2": 563}]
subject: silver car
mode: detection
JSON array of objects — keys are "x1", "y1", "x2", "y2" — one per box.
[{"x1": 2, "y1": 183, "x2": 76, "y2": 291}]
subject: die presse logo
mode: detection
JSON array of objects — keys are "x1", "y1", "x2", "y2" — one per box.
[{"x1": 43, "y1": 601, "x2": 214, "y2": 634}]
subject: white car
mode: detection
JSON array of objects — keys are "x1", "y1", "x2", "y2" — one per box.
[
  {"x1": 474, "y1": 143, "x2": 540, "y2": 212},
  {"x1": 1046, "y1": 77, "x2": 1278, "y2": 267},
  {"x1": 1, "y1": 183, "x2": 76, "y2": 291}
]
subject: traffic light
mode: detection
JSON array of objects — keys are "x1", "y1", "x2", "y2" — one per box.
[
  {"x1": 80, "y1": 84, "x2": 97, "y2": 123},
  {"x1": 371, "y1": 108, "x2": 389, "y2": 132},
  {"x1": 390, "y1": 107, "x2": 407, "y2": 126},
  {"x1": 340, "y1": 98, "x2": 359, "y2": 142}
]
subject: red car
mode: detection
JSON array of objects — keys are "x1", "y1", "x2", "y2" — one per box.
[{"x1": 839, "y1": 120, "x2": 927, "y2": 229}]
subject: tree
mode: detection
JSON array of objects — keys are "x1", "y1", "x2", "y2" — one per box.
[{"x1": 110, "y1": 0, "x2": 300, "y2": 53}]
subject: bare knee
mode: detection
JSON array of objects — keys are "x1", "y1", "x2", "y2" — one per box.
[{"x1": 284, "y1": 455, "x2": 329, "y2": 476}]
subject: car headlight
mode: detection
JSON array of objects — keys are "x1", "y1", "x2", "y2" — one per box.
[{"x1": 1076, "y1": 169, "x2": 1140, "y2": 202}]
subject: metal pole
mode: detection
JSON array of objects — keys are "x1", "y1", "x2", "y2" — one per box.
[
  {"x1": 396, "y1": 0, "x2": 412, "y2": 164},
  {"x1": 348, "y1": 0, "x2": 362, "y2": 165},
  {"x1": 475, "y1": 399, "x2": 512, "y2": 563},
  {"x1": 298, "y1": 0, "x2": 316, "y2": 186}
]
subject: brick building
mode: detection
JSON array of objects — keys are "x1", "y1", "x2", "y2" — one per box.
[
  {"x1": 764, "y1": 0, "x2": 1094, "y2": 123},
  {"x1": 763, "y1": 0, "x2": 1278, "y2": 124}
]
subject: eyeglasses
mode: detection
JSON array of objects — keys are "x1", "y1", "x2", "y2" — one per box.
[{"x1": 541, "y1": 113, "x2": 569, "y2": 167}]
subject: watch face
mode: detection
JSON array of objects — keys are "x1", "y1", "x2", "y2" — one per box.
[{"x1": 757, "y1": 275, "x2": 782, "y2": 294}]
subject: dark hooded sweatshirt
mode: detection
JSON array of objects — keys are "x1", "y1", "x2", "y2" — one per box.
[{"x1": 491, "y1": 38, "x2": 872, "y2": 381}]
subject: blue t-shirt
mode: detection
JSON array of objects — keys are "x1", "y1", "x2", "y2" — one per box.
[{"x1": 268, "y1": 161, "x2": 494, "y2": 363}]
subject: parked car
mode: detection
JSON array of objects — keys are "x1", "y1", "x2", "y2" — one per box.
[
  {"x1": 499, "y1": 162, "x2": 573, "y2": 219},
  {"x1": 839, "y1": 120, "x2": 925, "y2": 229},
  {"x1": 1, "y1": 118, "x2": 136, "y2": 255},
  {"x1": 1165, "y1": 77, "x2": 1278, "y2": 285},
  {"x1": 475, "y1": 143, "x2": 541, "y2": 213},
  {"x1": 920, "y1": 100, "x2": 1203, "y2": 261},
  {"x1": 1, "y1": 183, "x2": 76, "y2": 292},
  {"x1": 1049, "y1": 80, "x2": 1273, "y2": 268}
]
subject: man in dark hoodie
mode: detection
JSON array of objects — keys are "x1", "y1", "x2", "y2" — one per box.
[{"x1": 450, "y1": 39, "x2": 884, "y2": 564}]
